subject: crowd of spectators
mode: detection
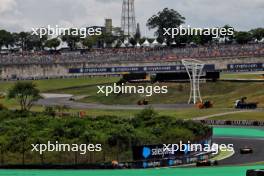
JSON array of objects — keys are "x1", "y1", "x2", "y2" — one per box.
[{"x1": 0, "y1": 44, "x2": 263, "y2": 66}]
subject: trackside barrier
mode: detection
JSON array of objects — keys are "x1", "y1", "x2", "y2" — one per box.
[{"x1": 199, "y1": 120, "x2": 264, "y2": 126}]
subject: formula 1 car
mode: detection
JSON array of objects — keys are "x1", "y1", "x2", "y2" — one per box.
[
  {"x1": 196, "y1": 160, "x2": 219, "y2": 167},
  {"x1": 235, "y1": 97, "x2": 258, "y2": 109},
  {"x1": 240, "y1": 147, "x2": 253, "y2": 154},
  {"x1": 246, "y1": 169, "x2": 264, "y2": 176},
  {"x1": 196, "y1": 160, "x2": 212, "y2": 167}
]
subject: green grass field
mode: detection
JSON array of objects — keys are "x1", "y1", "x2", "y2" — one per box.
[
  {"x1": 0, "y1": 76, "x2": 119, "y2": 109},
  {"x1": 51, "y1": 81, "x2": 264, "y2": 108},
  {"x1": 1, "y1": 76, "x2": 263, "y2": 108},
  {"x1": 0, "y1": 77, "x2": 119, "y2": 92}
]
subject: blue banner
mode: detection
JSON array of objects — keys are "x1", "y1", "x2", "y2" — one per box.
[
  {"x1": 69, "y1": 64, "x2": 215, "y2": 74},
  {"x1": 227, "y1": 63, "x2": 264, "y2": 72}
]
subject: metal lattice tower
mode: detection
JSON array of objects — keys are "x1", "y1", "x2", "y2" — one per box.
[
  {"x1": 182, "y1": 59, "x2": 205, "y2": 104},
  {"x1": 121, "y1": 0, "x2": 136, "y2": 37}
]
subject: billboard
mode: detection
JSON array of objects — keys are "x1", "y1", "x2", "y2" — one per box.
[
  {"x1": 227, "y1": 63, "x2": 264, "y2": 72},
  {"x1": 200, "y1": 120, "x2": 264, "y2": 126},
  {"x1": 154, "y1": 71, "x2": 220, "y2": 81},
  {"x1": 69, "y1": 64, "x2": 215, "y2": 74},
  {"x1": 133, "y1": 145, "x2": 185, "y2": 161},
  {"x1": 132, "y1": 141, "x2": 212, "y2": 161}
]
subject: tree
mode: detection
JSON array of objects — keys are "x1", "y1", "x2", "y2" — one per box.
[
  {"x1": 43, "y1": 106, "x2": 56, "y2": 117},
  {"x1": 219, "y1": 25, "x2": 235, "y2": 44},
  {"x1": 132, "y1": 107, "x2": 158, "y2": 127},
  {"x1": 9, "y1": 126, "x2": 29, "y2": 165},
  {"x1": 100, "y1": 33, "x2": 117, "y2": 48},
  {"x1": 8, "y1": 82, "x2": 41, "y2": 111},
  {"x1": 234, "y1": 31, "x2": 253, "y2": 44},
  {"x1": 250, "y1": 28, "x2": 264, "y2": 41},
  {"x1": 29, "y1": 31, "x2": 48, "y2": 51},
  {"x1": 147, "y1": 8, "x2": 185, "y2": 43},
  {"x1": 29, "y1": 117, "x2": 51, "y2": 164},
  {"x1": 54, "y1": 105, "x2": 70, "y2": 117},
  {"x1": 195, "y1": 29, "x2": 214, "y2": 45},
  {"x1": 61, "y1": 29, "x2": 81, "y2": 50},
  {"x1": 14, "y1": 32, "x2": 31, "y2": 51},
  {"x1": 161, "y1": 127, "x2": 194, "y2": 144},
  {"x1": 0, "y1": 136, "x2": 8, "y2": 165},
  {"x1": 108, "y1": 124, "x2": 134, "y2": 161},
  {"x1": 11, "y1": 30, "x2": 48, "y2": 51},
  {"x1": 0, "y1": 29, "x2": 14, "y2": 51},
  {"x1": 45, "y1": 38, "x2": 61, "y2": 50},
  {"x1": 0, "y1": 108, "x2": 212, "y2": 164},
  {"x1": 129, "y1": 37, "x2": 137, "y2": 46},
  {"x1": 82, "y1": 35, "x2": 99, "y2": 49}
]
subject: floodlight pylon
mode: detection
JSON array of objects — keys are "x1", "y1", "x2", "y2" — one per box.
[
  {"x1": 121, "y1": 0, "x2": 136, "y2": 37},
  {"x1": 182, "y1": 59, "x2": 205, "y2": 104}
]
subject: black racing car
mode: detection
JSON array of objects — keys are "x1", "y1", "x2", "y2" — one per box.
[
  {"x1": 240, "y1": 147, "x2": 253, "y2": 154},
  {"x1": 246, "y1": 169, "x2": 264, "y2": 176},
  {"x1": 196, "y1": 160, "x2": 218, "y2": 167}
]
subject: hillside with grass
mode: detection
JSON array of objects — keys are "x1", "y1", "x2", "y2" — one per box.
[
  {"x1": 1, "y1": 77, "x2": 263, "y2": 120},
  {"x1": 1, "y1": 76, "x2": 263, "y2": 109},
  {"x1": 0, "y1": 77, "x2": 119, "y2": 93},
  {"x1": 52, "y1": 81, "x2": 264, "y2": 108}
]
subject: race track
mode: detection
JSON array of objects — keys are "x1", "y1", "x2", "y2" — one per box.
[
  {"x1": 37, "y1": 97, "x2": 194, "y2": 110},
  {"x1": 214, "y1": 137, "x2": 264, "y2": 165}
]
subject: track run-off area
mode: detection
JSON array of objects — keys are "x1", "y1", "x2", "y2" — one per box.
[{"x1": 1, "y1": 127, "x2": 263, "y2": 176}]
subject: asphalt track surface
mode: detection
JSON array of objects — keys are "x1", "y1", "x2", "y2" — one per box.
[
  {"x1": 37, "y1": 97, "x2": 194, "y2": 110},
  {"x1": 37, "y1": 94, "x2": 264, "y2": 112},
  {"x1": 213, "y1": 137, "x2": 264, "y2": 165}
]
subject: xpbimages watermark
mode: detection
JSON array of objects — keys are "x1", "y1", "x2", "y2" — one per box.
[
  {"x1": 163, "y1": 141, "x2": 234, "y2": 155},
  {"x1": 163, "y1": 25, "x2": 234, "y2": 39},
  {"x1": 31, "y1": 141, "x2": 102, "y2": 155},
  {"x1": 97, "y1": 83, "x2": 168, "y2": 97},
  {"x1": 31, "y1": 25, "x2": 102, "y2": 38}
]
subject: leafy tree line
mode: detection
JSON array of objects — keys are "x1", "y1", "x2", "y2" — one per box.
[
  {"x1": 1, "y1": 8, "x2": 264, "y2": 51},
  {"x1": 0, "y1": 107, "x2": 211, "y2": 165},
  {"x1": 0, "y1": 28, "x2": 124, "y2": 51},
  {"x1": 0, "y1": 82, "x2": 212, "y2": 165},
  {"x1": 147, "y1": 8, "x2": 264, "y2": 45},
  {"x1": 0, "y1": 30, "x2": 48, "y2": 51},
  {"x1": 72, "y1": 23, "x2": 262, "y2": 46}
]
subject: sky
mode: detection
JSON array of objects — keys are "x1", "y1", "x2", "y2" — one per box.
[{"x1": 0, "y1": 0, "x2": 263, "y2": 37}]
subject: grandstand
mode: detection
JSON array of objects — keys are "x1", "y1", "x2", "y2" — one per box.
[
  {"x1": 0, "y1": 44, "x2": 263, "y2": 65},
  {"x1": 0, "y1": 44, "x2": 263, "y2": 80}
]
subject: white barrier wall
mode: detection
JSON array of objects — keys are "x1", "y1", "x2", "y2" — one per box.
[{"x1": 0, "y1": 57, "x2": 263, "y2": 80}]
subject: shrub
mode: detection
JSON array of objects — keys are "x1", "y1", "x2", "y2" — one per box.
[
  {"x1": 43, "y1": 106, "x2": 56, "y2": 117},
  {"x1": 0, "y1": 103, "x2": 7, "y2": 111}
]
